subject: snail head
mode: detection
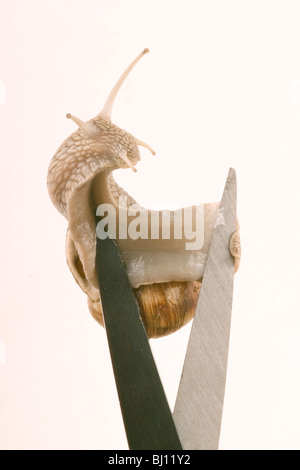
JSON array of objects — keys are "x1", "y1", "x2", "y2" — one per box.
[{"x1": 65, "y1": 48, "x2": 155, "y2": 174}]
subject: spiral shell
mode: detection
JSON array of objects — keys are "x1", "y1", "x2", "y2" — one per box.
[{"x1": 134, "y1": 281, "x2": 201, "y2": 338}]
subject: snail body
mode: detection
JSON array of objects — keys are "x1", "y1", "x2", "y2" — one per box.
[{"x1": 47, "y1": 49, "x2": 240, "y2": 338}]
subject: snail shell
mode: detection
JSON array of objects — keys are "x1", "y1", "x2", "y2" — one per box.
[{"x1": 47, "y1": 49, "x2": 224, "y2": 338}]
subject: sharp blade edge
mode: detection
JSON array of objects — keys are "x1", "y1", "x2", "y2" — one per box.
[
  {"x1": 173, "y1": 168, "x2": 237, "y2": 450},
  {"x1": 96, "y1": 236, "x2": 182, "y2": 450}
]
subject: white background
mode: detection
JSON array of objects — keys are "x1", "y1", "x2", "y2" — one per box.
[{"x1": 1, "y1": 0, "x2": 300, "y2": 450}]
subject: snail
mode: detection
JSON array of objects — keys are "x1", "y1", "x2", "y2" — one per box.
[{"x1": 47, "y1": 49, "x2": 241, "y2": 339}]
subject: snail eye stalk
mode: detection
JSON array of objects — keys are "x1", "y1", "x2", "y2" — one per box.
[
  {"x1": 100, "y1": 48, "x2": 150, "y2": 121},
  {"x1": 66, "y1": 113, "x2": 99, "y2": 138}
]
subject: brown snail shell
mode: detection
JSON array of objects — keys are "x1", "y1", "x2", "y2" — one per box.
[
  {"x1": 133, "y1": 281, "x2": 201, "y2": 338},
  {"x1": 47, "y1": 49, "x2": 236, "y2": 339},
  {"x1": 86, "y1": 279, "x2": 201, "y2": 339}
]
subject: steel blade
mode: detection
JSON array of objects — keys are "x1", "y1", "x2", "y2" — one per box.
[
  {"x1": 173, "y1": 168, "x2": 237, "y2": 450},
  {"x1": 96, "y1": 236, "x2": 182, "y2": 450}
]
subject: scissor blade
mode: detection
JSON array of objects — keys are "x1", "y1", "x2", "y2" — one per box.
[
  {"x1": 173, "y1": 168, "x2": 237, "y2": 450},
  {"x1": 96, "y1": 236, "x2": 182, "y2": 450}
]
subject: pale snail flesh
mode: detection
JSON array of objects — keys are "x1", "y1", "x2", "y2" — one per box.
[{"x1": 47, "y1": 49, "x2": 241, "y2": 339}]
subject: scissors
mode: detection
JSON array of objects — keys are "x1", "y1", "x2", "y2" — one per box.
[{"x1": 96, "y1": 168, "x2": 237, "y2": 450}]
